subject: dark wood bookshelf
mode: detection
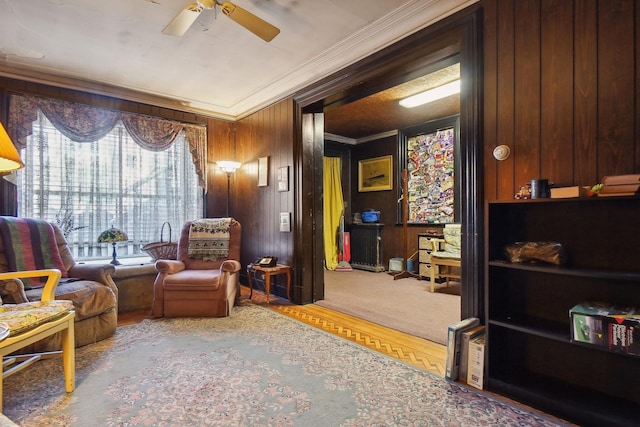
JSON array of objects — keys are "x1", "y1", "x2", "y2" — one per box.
[{"x1": 485, "y1": 198, "x2": 640, "y2": 427}]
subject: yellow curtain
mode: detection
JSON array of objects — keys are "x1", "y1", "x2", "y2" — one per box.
[{"x1": 323, "y1": 157, "x2": 344, "y2": 271}]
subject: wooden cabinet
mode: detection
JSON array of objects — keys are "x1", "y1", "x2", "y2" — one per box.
[
  {"x1": 485, "y1": 198, "x2": 640, "y2": 427},
  {"x1": 417, "y1": 233, "x2": 444, "y2": 279}
]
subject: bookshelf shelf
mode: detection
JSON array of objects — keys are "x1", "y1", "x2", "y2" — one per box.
[
  {"x1": 485, "y1": 198, "x2": 640, "y2": 427},
  {"x1": 488, "y1": 317, "x2": 567, "y2": 341},
  {"x1": 488, "y1": 260, "x2": 640, "y2": 281}
]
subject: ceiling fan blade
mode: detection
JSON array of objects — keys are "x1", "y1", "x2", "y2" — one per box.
[
  {"x1": 219, "y1": 2, "x2": 280, "y2": 42},
  {"x1": 162, "y1": 2, "x2": 203, "y2": 37}
]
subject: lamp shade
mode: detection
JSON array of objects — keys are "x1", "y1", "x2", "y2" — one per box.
[
  {"x1": 0, "y1": 122, "x2": 24, "y2": 172},
  {"x1": 97, "y1": 227, "x2": 128, "y2": 243},
  {"x1": 216, "y1": 160, "x2": 241, "y2": 174}
]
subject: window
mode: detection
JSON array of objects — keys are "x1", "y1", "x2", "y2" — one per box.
[{"x1": 16, "y1": 110, "x2": 203, "y2": 261}]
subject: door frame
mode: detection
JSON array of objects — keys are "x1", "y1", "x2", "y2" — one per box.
[{"x1": 293, "y1": 4, "x2": 483, "y2": 319}]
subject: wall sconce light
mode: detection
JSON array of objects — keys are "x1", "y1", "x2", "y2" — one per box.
[
  {"x1": 0, "y1": 122, "x2": 24, "y2": 173},
  {"x1": 217, "y1": 160, "x2": 242, "y2": 217},
  {"x1": 399, "y1": 80, "x2": 461, "y2": 108}
]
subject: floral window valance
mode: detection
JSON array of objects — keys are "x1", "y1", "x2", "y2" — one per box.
[{"x1": 7, "y1": 94, "x2": 208, "y2": 188}]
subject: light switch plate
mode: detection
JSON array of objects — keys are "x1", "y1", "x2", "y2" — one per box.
[{"x1": 279, "y1": 212, "x2": 291, "y2": 232}]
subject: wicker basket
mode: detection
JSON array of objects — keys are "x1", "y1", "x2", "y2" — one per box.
[{"x1": 142, "y1": 222, "x2": 178, "y2": 261}]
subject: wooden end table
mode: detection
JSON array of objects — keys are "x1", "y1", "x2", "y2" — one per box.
[{"x1": 248, "y1": 264, "x2": 291, "y2": 303}]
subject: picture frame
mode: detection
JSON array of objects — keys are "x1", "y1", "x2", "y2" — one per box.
[
  {"x1": 277, "y1": 166, "x2": 289, "y2": 192},
  {"x1": 258, "y1": 156, "x2": 269, "y2": 187},
  {"x1": 358, "y1": 155, "x2": 393, "y2": 192}
]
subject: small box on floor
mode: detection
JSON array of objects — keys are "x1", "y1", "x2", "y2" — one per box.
[
  {"x1": 467, "y1": 333, "x2": 486, "y2": 390},
  {"x1": 570, "y1": 302, "x2": 640, "y2": 356}
]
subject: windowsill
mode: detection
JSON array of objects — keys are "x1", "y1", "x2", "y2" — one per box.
[{"x1": 78, "y1": 256, "x2": 154, "y2": 266}]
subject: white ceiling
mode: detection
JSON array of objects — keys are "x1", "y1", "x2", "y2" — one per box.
[{"x1": 0, "y1": 0, "x2": 475, "y2": 121}]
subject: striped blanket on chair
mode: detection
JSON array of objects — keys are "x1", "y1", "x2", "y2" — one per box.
[
  {"x1": 187, "y1": 218, "x2": 231, "y2": 261},
  {"x1": 0, "y1": 217, "x2": 68, "y2": 288}
]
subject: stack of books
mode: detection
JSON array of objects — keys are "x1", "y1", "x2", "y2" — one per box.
[
  {"x1": 459, "y1": 325, "x2": 485, "y2": 384},
  {"x1": 445, "y1": 317, "x2": 480, "y2": 381},
  {"x1": 598, "y1": 174, "x2": 640, "y2": 197}
]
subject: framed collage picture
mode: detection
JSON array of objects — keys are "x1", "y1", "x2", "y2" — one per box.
[{"x1": 399, "y1": 116, "x2": 461, "y2": 225}]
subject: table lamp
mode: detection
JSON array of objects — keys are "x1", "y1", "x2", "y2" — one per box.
[
  {"x1": 0, "y1": 122, "x2": 24, "y2": 172},
  {"x1": 97, "y1": 226, "x2": 128, "y2": 265}
]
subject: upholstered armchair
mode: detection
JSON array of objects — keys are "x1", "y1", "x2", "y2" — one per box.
[
  {"x1": 0, "y1": 217, "x2": 118, "y2": 350},
  {"x1": 429, "y1": 223, "x2": 462, "y2": 293},
  {"x1": 151, "y1": 218, "x2": 241, "y2": 318}
]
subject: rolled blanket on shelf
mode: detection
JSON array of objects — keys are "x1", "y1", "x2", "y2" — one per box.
[{"x1": 187, "y1": 218, "x2": 232, "y2": 261}]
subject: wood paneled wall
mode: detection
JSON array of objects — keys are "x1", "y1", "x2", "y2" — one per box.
[
  {"x1": 231, "y1": 99, "x2": 295, "y2": 295},
  {"x1": 483, "y1": 0, "x2": 640, "y2": 200}
]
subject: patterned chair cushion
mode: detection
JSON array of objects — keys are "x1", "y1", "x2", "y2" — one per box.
[
  {"x1": 432, "y1": 223, "x2": 461, "y2": 259},
  {"x1": 0, "y1": 300, "x2": 73, "y2": 337}
]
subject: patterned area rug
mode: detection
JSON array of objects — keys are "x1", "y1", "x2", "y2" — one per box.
[{"x1": 4, "y1": 303, "x2": 567, "y2": 426}]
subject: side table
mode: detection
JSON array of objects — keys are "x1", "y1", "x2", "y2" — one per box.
[{"x1": 247, "y1": 264, "x2": 291, "y2": 303}]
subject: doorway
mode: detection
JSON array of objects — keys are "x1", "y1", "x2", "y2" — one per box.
[
  {"x1": 293, "y1": 5, "x2": 483, "y2": 320},
  {"x1": 318, "y1": 68, "x2": 463, "y2": 345}
]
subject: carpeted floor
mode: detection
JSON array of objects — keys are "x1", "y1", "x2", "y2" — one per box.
[
  {"x1": 3, "y1": 302, "x2": 569, "y2": 427},
  {"x1": 318, "y1": 269, "x2": 461, "y2": 345}
]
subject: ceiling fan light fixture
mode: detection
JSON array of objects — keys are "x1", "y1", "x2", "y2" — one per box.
[
  {"x1": 399, "y1": 80, "x2": 461, "y2": 108},
  {"x1": 163, "y1": 0, "x2": 280, "y2": 41},
  {"x1": 199, "y1": 0, "x2": 216, "y2": 8}
]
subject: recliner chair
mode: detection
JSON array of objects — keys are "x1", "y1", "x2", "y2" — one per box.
[
  {"x1": 150, "y1": 218, "x2": 241, "y2": 318},
  {"x1": 0, "y1": 217, "x2": 118, "y2": 350}
]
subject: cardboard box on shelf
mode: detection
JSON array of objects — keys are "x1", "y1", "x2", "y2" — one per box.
[
  {"x1": 550, "y1": 185, "x2": 589, "y2": 198},
  {"x1": 570, "y1": 302, "x2": 640, "y2": 356}
]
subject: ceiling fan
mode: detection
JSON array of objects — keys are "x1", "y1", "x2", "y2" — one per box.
[{"x1": 162, "y1": 0, "x2": 280, "y2": 42}]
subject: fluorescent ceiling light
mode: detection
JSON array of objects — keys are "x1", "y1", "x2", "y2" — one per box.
[{"x1": 399, "y1": 80, "x2": 461, "y2": 108}]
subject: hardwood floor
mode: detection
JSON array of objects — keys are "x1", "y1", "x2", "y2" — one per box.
[
  {"x1": 118, "y1": 285, "x2": 447, "y2": 377},
  {"x1": 117, "y1": 308, "x2": 153, "y2": 327},
  {"x1": 269, "y1": 303, "x2": 446, "y2": 376}
]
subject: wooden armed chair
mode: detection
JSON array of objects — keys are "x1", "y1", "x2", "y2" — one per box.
[{"x1": 0, "y1": 269, "x2": 75, "y2": 412}]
